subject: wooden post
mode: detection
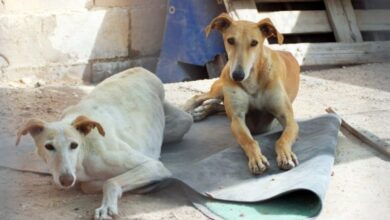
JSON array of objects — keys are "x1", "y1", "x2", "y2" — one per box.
[
  {"x1": 223, "y1": 0, "x2": 259, "y2": 21},
  {"x1": 326, "y1": 107, "x2": 390, "y2": 158},
  {"x1": 324, "y1": 0, "x2": 363, "y2": 42}
]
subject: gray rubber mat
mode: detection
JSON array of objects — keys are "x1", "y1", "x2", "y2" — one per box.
[{"x1": 161, "y1": 114, "x2": 341, "y2": 219}]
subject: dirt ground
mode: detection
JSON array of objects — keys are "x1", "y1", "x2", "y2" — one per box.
[{"x1": 0, "y1": 63, "x2": 389, "y2": 219}]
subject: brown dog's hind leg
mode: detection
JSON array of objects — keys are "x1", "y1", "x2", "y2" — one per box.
[
  {"x1": 183, "y1": 79, "x2": 224, "y2": 121},
  {"x1": 191, "y1": 99, "x2": 225, "y2": 121},
  {"x1": 274, "y1": 105, "x2": 299, "y2": 170}
]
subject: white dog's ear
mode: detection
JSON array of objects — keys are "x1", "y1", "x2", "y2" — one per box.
[
  {"x1": 205, "y1": 13, "x2": 233, "y2": 37},
  {"x1": 258, "y1": 18, "x2": 284, "y2": 44},
  {"x1": 16, "y1": 119, "x2": 46, "y2": 145},
  {"x1": 72, "y1": 115, "x2": 105, "y2": 137}
]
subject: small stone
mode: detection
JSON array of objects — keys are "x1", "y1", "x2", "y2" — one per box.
[{"x1": 34, "y1": 81, "x2": 46, "y2": 88}]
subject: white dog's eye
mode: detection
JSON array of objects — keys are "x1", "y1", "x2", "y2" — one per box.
[
  {"x1": 70, "y1": 142, "x2": 78, "y2": 150},
  {"x1": 45, "y1": 144, "x2": 55, "y2": 151}
]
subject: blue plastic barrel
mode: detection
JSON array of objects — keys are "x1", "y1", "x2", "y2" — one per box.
[{"x1": 156, "y1": 0, "x2": 226, "y2": 83}]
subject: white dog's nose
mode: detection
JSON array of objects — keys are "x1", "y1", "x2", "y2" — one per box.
[{"x1": 59, "y1": 174, "x2": 74, "y2": 187}]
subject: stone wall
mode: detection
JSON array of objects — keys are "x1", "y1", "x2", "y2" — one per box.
[{"x1": 0, "y1": 0, "x2": 168, "y2": 83}]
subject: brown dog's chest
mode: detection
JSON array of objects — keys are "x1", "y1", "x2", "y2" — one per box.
[
  {"x1": 241, "y1": 78, "x2": 258, "y2": 96},
  {"x1": 248, "y1": 91, "x2": 271, "y2": 110},
  {"x1": 239, "y1": 80, "x2": 273, "y2": 110}
]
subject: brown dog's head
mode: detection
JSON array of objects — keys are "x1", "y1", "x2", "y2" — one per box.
[
  {"x1": 15, "y1": 116, "x2": 105, "y2": 189},
  {"x1": 205, "y1": 13, "x2": 283, "y2": 82}
]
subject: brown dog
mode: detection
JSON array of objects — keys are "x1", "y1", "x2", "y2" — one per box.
[{"x1": 184, "y1": 13, "x2": 300, "y2": 175}]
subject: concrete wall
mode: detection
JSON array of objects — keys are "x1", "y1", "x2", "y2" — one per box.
[{"x1": 0, "y1": 0, "x2": 168, "y2": 83}]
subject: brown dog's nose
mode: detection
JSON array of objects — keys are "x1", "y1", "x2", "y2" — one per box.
[
  {"x1": 232, "y1": 66, "x2": 245, "y2": 81},
  {"x1": 59, "y1": 174, "x2": 74, "y2": 187}
]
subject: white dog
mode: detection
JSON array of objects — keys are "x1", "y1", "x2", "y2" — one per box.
[{"x1": 16, "y1": 67, "x2": 193, "y2": 220}]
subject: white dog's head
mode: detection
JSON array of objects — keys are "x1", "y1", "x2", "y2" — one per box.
[{"x1": 16, "y1": 115, "x2": 105, "y2": 188}]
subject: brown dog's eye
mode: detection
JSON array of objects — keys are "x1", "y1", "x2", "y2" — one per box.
[
  {"x1": 250, "y1": 40, "x2": 258, "y2": 47},
  {"x1": 45, "y1": 144, "x2": 55, "y2": 151},
  {"x1": 227, "y1": 37, "x2": 235, "y2": 45},
  {"x1": 70, "y1": 142, "x2": 78, "y2": 150}
]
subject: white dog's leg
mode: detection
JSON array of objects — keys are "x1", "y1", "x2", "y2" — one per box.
[
  {"x1": 94, "y1": 160, "x2": 171, "y2": 220},
  {"x1": 163, "y1": 101, "x2": 193, "y2": 144}
]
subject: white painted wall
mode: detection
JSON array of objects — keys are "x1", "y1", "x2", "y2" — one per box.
[{"x1": 0, "y1": 0, "x2": 168, "y2": 83}]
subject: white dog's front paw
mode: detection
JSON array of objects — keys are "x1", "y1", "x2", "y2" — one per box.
[{"x1": 94, "y1": 204, "x2": 118, "y2": 220}]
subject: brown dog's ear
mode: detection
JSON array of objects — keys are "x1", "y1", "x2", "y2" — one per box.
[
  {"x1": 16, "y1": 119, "x2": 46, "y2": 145},
  {"x1": 205, "y1": 13, "x2": 233, "y2": 37},
  {"x1": 71, "y1": 115, "x2": 105, "y2": 137},
  {"x1": 258, "y1": 18, "x2": 283, "y2": 44}
]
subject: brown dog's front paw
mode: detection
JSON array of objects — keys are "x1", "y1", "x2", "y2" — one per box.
[
  {"x1": 191, "y1": 105, "x2": 209, "y2": 121},
  {"x1": 248, "y1": 155, "x2": 270, "y2": 175},
  {"x1": 276, "y1": 150, "x2": 299, "y2": 170},
  {"x1": 191, "y1": 99, "x2": 223, "y2": 121}
]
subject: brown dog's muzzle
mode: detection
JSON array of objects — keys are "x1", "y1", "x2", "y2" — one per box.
[{"x1": 232, "y1": 65, "x2": 245, "y2": 81}]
